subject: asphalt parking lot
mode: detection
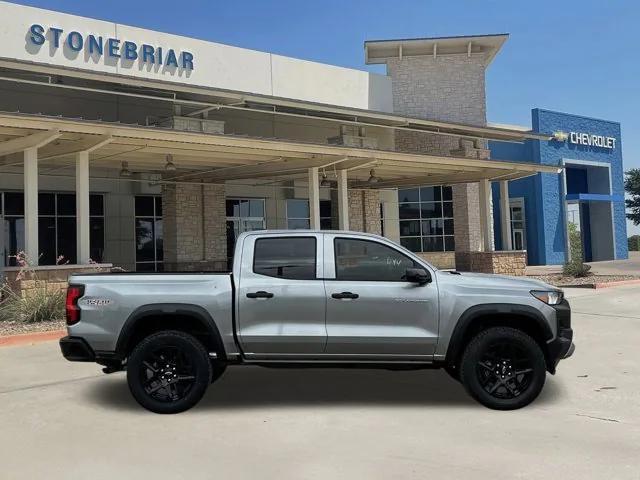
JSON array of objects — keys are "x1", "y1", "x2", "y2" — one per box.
[{"x1": 1, "y1": 286, "x2": 638, "y2": 479}]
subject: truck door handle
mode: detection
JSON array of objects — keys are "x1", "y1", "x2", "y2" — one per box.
[
  {"x1": 246, "y1": 291, "x2": 274, "y2": 299},
  {"x1": 331, "y1": 292, "x2": 359, "y2": 300}
]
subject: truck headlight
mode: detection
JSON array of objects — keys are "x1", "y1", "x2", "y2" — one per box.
[{"x1": 530, "y1": 290, "x2": 564, "y2": 305}]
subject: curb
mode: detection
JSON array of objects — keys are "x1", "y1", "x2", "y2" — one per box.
[
  {"x1": 0, "y1": 329, "x2": 66, "y2": 347},
  {"x1": 558, "y1": 279, "x2": 640, "y2": 289},
  {"x1": 593, "y1": 279, "x2": 640, "y2": 289}
]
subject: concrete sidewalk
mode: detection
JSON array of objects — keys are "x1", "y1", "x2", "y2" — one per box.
[
  {"x1": 0, "y1": 285, "x2": 639, "y2": 479},
  {"x1": 526, "y1": 251, "x2": 640, "y2": 276}
]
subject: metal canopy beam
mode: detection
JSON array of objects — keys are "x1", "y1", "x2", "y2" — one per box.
[
  {"x1": 39, "y1": 134, "x2": 113, "y2": 160},
  {"x1": 0, "y1": 129, "x2": 61, "y2": 156}
]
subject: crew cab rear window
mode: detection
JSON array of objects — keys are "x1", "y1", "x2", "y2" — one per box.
[
  {"x1": 253, "y1": 237, "x2": 316, "y2": 280},
  {"x1": 334, "y1": 238, "x2": 416, "y2": 281}
]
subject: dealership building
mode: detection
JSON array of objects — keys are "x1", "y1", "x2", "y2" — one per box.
[{"x1": 0, "y1": 2, "x2": 628, "y2": 286}]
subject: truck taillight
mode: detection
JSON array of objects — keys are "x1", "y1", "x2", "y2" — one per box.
[{"x1": 65, "y1": 285, "x2": 84, "y2": 326}]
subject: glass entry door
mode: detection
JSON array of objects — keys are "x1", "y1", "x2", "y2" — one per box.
[
  {"x1": 509, "y1": 199, "x2": 526, "y2": 251},
  {"x1": 226, "y1": 198, "x2": 265, "y2": 267}
]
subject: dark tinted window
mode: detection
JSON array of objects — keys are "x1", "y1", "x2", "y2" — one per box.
[
  {"x1": 90, "y1": 194, "x2": 104, "y2": 216},
  {"x1": 38, "y1": 193, "x2": 55, "y2": 215},
  {"x1": 4, "y1": 192, "x2": 24, "y2": 216},
  {"x1": 335, "y1": 238, "x2": 416, "y2": 282},
  {"x1": 90, "y1": 217, "x2": 105, "y2": 262},
  {"x1": 154, "y1": 196, "x2": 162, "y2": 217},
  {"x1": 135, "y1": 219, "x2": 155, "y2": 262},
  {"x1": 253, "y1": 237, "x2": 316, "y2": 280},
  {"x1": 135, "y1": 196, "x2": 155, "y2": 216},
  {"x1": 57, "y1": 217, "x2": 77, "y2": 263},
  {"x1": 57, "y1": 194, "x2": 75, "y2": 215}
]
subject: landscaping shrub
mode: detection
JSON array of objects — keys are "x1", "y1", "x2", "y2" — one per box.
[
  {"x1": 562, "y1": 222, "x2": 591, "y2": 278},
  {"x1": 0, "y1": 284, "x2": 65, "y2": 323},
  {"x1": 629, "y1": 235, "x2": 640, "y2": 252},
  {"x1": 0, "y1": 251, "x2": 65, "y2": 323}
]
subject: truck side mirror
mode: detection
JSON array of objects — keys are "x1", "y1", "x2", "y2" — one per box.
[{"x1": 405, "y1": 268, "x2": 431, "y2": 285}]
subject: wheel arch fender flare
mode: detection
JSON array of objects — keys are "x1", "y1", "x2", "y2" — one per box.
[
  {"x1": 115, "y1": 303, "x2": 226, "y2": 360},
  {"x1": 445, "y1": 303, "x2": 554, "y2": 366}
]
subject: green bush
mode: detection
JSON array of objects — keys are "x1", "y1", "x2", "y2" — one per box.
[
  {"x1": 629, "y1": 235, "x2": 640, "y2": 252},
  {"x1": 562, "y1": 222, "x2": 592, "y2": 278},
  {"x1": 0, "y1": 284, "x2": 65, "y2": 323}
]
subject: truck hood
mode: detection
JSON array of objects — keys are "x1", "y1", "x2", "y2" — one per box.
[{"x1": 435, "y1": 270, "x2": 558, "y2": 291}]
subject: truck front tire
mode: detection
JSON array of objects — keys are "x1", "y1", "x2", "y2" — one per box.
[
  {"x1": 460, "y1": 327, "x2": 546, "y2": 410},
  {"x1": 127, "y1": 330, "x2": 212, "y2": 414}
]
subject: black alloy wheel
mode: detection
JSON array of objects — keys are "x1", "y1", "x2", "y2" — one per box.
[
  {"x1": 127, "y1": 330, "x2": 212, "y2": 414},
  {"x1": 139, "y1": 345, "x2": 197, "y2": 403},
  {"x1": 460, "y1": 327, "x2": 546, "y2": 410},
  {"x1": 476, "y1": 341, "x2": 534, "y2": 399}
]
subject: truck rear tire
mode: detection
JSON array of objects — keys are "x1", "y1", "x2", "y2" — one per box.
[
  {"x1": 460, "y1": 327, "x2": 546, "y2": 410},
  {"x1": 127, "y1": 330, "x2": 212, "y2": 414}
]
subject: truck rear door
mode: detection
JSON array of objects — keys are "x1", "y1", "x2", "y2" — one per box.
[{"x1": 236, "y1": 232, "x2": 326, "y2": 358}]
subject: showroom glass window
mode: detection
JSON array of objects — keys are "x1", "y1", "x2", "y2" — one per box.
[
  {"x1": 398, "y1": 186, "x2": 455, "y2": 253},
  {"x1": 286, "y1": 199, "x2": 334, "y2": 229},
  {"x1": 1, "y1": 192, "x2": 105, "y2": 266},
  {"x1": 226, "y1": 198, "x2": 265, "y2": 267},
  {"x1": 135, "y1": 196, "x2": 163, "y2": 272}
]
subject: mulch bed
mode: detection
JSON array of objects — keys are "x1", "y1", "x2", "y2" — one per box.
[
  {"x1": 0, "y1": 319, "x2": 66, "y2": 337},
  {"x1": 528, "y1": 274, "x2": 640, "y2": 288}
]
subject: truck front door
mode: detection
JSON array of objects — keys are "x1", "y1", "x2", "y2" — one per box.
[
  {"x1": 323, "y1": 235, "x2": 439, "y2": 358},
  {"x1": 236, "y1": 233, "x2": 326, "y2": 358}
]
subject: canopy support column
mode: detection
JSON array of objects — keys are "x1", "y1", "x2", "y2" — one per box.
[
  {"x1": 23, "y1": 147, "x2": 39, "y2": 265},
  {"x1": 308, "y1": 167, "x2": 320, "y2": 230},
  {"x1": 76, "y1": 150, "x2": 91, "y2": 264},
  {"x1": 500, "y1": 180, "x2": 513, "y2": 250},
  {"x1": 478, "y1": 178, "x2": 494, "y2": 252},
  {"x1": 337, "y1": 169, "x2": 349, "y2": 230}
]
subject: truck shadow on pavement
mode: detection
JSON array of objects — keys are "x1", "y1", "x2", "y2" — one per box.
[{"x1": 86, "y1": 366, "x2": 565, "y2": 412}]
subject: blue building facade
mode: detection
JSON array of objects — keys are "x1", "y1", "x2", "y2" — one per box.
[{"x1": 490, "y1": 109, "x2": 627, "y2": 265}]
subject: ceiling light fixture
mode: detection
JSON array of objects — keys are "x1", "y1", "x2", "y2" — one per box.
[
  {"x1": 367, "y1": 169, "x2": 380, "y2": 184},
  {"x1": 165, "y1": 154, "x2": 176, "y2": 171},
  {"x1": 320, "y1": 173, "x2": 331, "y2": 187},
  {"x1": 119, "y1": 161, "x2": 132, "y2": 177}
]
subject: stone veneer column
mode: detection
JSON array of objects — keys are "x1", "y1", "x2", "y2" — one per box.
[
  {"x1": 348, "y1": 190, "x2": 381, "y2": 235},
  {"x1": 203, "y1": 184, "x2": 227, "y2": 270},
  {"x1": 163, "y1": 182, "x2": 227, "y2": 271}
]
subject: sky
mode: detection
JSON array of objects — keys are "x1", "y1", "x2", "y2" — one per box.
[{"x1": 12, "y1": 0, "x2": 640, "y2": 234}]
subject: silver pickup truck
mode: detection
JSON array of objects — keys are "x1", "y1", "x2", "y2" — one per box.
[{"x1": 60, "y1": 230, "x2": 574, "y2": 413}]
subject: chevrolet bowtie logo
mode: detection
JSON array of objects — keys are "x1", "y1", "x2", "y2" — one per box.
[{"x1": 552, "y1": 131, "x2": 569, "y2": 142}]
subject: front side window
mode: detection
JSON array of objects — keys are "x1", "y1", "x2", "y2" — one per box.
[
  {"x1": 253, "y1": 237, "x2": 316, "y2": 280},
  {"x1": 334, "y1": 238, "x2": 416, "y2": 282}
]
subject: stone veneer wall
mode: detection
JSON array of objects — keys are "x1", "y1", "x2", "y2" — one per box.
[
  {"x1": 455, "y1": 251, "x2": 527, "y2": 276},
  {"x1": 416, "y1": 252, "x2": 456, "y2": 270},
  {"x1": 386, "y1": 53, "x2": 490, "y2": 254},
  {"x1": 348, "y1": 190, "x2": 381, "y2": 235},
  {"x1": 4, "y1": 264, "x2": 113, "y2": 296},
  {"x1": 162, "y1": 182, "x2": 227, "y2": 271}
]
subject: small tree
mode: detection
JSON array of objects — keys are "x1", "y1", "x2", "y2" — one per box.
[
  {"x1": 625, "y1": 169, "x2": 640, "y2": 226},
  {"x1": 563, "y1": 222, "x2": 591, "y2": 277}
]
